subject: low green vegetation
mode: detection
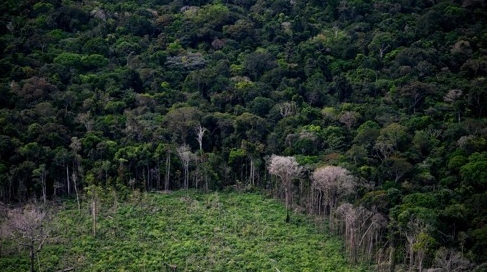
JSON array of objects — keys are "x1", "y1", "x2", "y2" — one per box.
[{"x1": 1, "y1": 190, "x2": 369, "y2": 271}]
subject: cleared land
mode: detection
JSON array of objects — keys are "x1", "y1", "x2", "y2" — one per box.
[{"x1": 1, "y1": 190, "x2": 370, "y2": 271}]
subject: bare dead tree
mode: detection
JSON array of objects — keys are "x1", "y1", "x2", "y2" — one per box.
[
  {"x1": 1, "y1": 204, "x2": 50, "y2": 272},
  {"x1": 194, "y1": 123, "x2": 208, "y2": 153},
  {"x1": 338, "y1": 111, "x2": 359, "y2": 130},
  {"x1": 71, "y1": 171, "x2": 81, "y2": 212},
  {"x1": 86, "y1": 185, "x2": 103, "y2": 237},
  {"x1": 177, "y1": 144, "x2": 193, "y2": 189},
  {"x1": 358, "y1": 212, "x2": 387, "y2": 263},
  {"x1": 278, "y1": 102, "x2": 297, "y2": 118},
  {"x1": 76, "y1": 112, "x2": 94, "y2": 132},
  {"x1": 336, "y1": 203, "x2": 357, "y2": 262},
  {"x1": 267, "y1": 155, "x2": 303, "y2": 222},
  {"x1": 194, "y1": 123, "x2": 210, "y2": 190},
  {"x1": 433, "y1": 247, "x2": 472, "y2": 272},
  {"x1": 373, "y1": 142, "x2": 395, "y2": 162},
  {"x1": 403, "y1": 218, "x2": 435, "y2": 272},
  {"x1": 69, "y1": 137, "x2": 82, "y2": 212},
  {"x1": 312, "y1": 165, "x2": 356, "y2": 228},
  {"x1": 444, "y1": 89, "x2": 464, "y2": 123},
  {"x1": 335, "y1": 203, "x2": 387, "y2": 264}
]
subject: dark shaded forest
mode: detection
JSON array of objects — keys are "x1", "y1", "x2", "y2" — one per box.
[{"x1": 0, "y1": 0, "x2": 486, "y2": 271}]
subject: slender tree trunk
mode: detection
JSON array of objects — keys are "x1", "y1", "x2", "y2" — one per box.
[
  {"x1": 165, "y1": 152, "x2": 171, "y2": 191},
  {"x1": 285, "y1": 188, "x2": 289, "y2": 211},
  {"x1": 184, "y1": 162, "x2": 189, "y2": 189},
  {"x1": 284, "y1": 180, "x2": 292, "y2": 223},
  {"x1": 66, "y1": 165, "x2": 71, "y2": 195},
  {"x1": 41, "y1": 173, "x2": 46, "y2": 204},
  {"x1": 329, "y1": 202, "x2": 334, "y2": 232},
  {"x1": 389, "y1": 246, "x2": 395, "y2": 272},
  {"x1": 368, "y1": 232, "x2": 374, "y2": 263},
  {"x1": 104, "y1": 165, "x2": 108, "y2": 187},
  {"x1": 349, "y1": 227, "x2": 354, "y2": 263},
  {"x1": 157, "y1": 160, "x2": 161, "y2": 190},
  {"x1": 249, "y1": 159, "x2": 254, "y2": 186},
  {"x1": 205, "y1": 165, "x2": 209, "y2": 192},
  {"x1": 195, "y1": 165, "x2": 199, "y2": 190},
  {"x1": 72, "y1": 171, "x2": 80, "y2": 212},
  {"x1": 317, "y1": 190, "x2": 321, "y2": 215},
  {"x1": 408, "y1": 244, "x2": 414, "y2": 271},
  {"x1": 30, "y1": 243, "x2": 35, "y2": 272},
  {"x1": 417, "y1": 251, "x2": 424, "y2": 272},
  {"x1": 147, "y1": 165, "x2": 151, "y2": 191},
  {"x1": 308, "y1": 186, "x2": 314, "y2": 214}
]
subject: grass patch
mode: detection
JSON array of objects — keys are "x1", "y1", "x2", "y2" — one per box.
[{"x1": 1, "y1": 190, "x2": 371, "y2": 271}]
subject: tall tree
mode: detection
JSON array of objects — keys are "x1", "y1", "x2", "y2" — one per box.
[
  {"x1": 398, "y1": 82, "x2": 435, "y2": 114},
  {"x1": 85, "y1": 185, "x2": 103, "y2": 237},
  {"x1": 32, "y1": 164, "x2": 47, "y2": 204},
  {"x1": 267, "y1": 155, "x2": 303, "y2": 222},
  {"x1": 335, "y1": 203, "x2": 387, "y2": 264},
  {"x1": 311, "y1": 165, "x2": 356, "y2": 227},
  {"x1": 241, "y1": 139, "x2": 265, "y2": 187},
  {"x1": 433, "y1": 247, "x2": 471, "y2": 272},
  {"x1": 1, "y1": 204, "x2": 50, "y2": 272},
  {"x1": 164, "y1": 106, "x2": 202, "y2": 143},
  {"x1": 374, "y1": 123, "x2": 409, "y2": 162},
  {"x1": 177, "y1": 144, "x2": 193, "y2": 189},
  {"x1": 195, "y1": 122, "x2": 208, "y2": 153}
]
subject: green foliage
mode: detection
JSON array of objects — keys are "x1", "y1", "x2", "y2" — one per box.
[
  {"x1": 228, "y1": 148, "x2": 245, "y2": 165},
  {"x1": 459, "y1": 152, "x2": 487, "y2": 195},
  {"x1": 53, "y1": 52, "x2": 82, "y2": 68},
  {"x1": 0, "y1": 0, "x2": 486, "y2": 268},
  {"x1": 81, "y1": 54, "x2": 109, "y2": 70},
  {"x1": 81, "y1": 36, "x2": 107, "y2": 52},
  {"x1": 0, "y1": 191, "x2": 367, "y2": 271}
]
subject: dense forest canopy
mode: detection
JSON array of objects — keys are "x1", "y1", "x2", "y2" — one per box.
[{"x1": 0, "y1": 0, "x2": 486, "y2": 271}]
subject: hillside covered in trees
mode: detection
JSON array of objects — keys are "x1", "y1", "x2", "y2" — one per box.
[{"x1": 0, "y1": 0, "x2": 486, "y2": 271}]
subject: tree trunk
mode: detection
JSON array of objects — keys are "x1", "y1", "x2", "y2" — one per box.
[
  {"x1": 184, "y1": 162, "x2": 189, "y2": 189},
  {"x1": 285, "y1": 184, "x2": 289, "y2": 210},
  {"x1": 147, "y1": 165, "x2": 151, "y2": 191},
  {"x1": 249, "y1": 159, "x2": 254, "y2": 186},
  {"x1": 284, "y1": 183, "x2": 290, "y2": 222},
  {"x1": 30, "y1": 243, "x2": 35, "y2": 272},
  {"x1": 195, "y1": 165, "x2": 199, "y2": 190},
  {"x1": 157, "y1": 161, "x2": 161, "y2": 190},
  {"x1": 329, "y1": 202, "x2": 334, "y2": 232},
  {"x1": 66, "y1": 165, "x2": 71, "y2": 195},
  {"x1": 203, "y1": 157, "x2": 209, "y2": 192},
  {"x1": 72, "y1": 171, "x2": 80, "y2": 212},
  {"x1": 417, "y1": 250, "x2": 424, "y2": 272},
  {"x1": 408, "y1": 245, "x2": 414, "y2": 271},
  {"x1": 165, "y1": 152, "x2": 171, "y2": 191},
  {"x1": 389, "y1": 246, "x2": 395, "y2": 272},
  {"x1": 41, "y1": 173, "x2": 46, "y2": 204}
]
